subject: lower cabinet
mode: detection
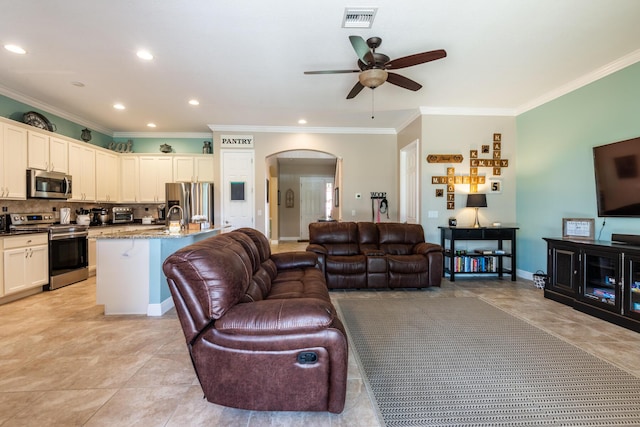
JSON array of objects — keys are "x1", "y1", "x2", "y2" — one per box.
[
  {"x1": 544, "y1": 237, "x2": 640, "y2": 332},
  {"x1": 3, "y1": 234, "x2": 48, "y2": 295}
]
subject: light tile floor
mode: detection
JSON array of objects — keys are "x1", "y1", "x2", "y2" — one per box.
[{"x1": 0, "y1": 241, "x2": 638, "y2": 426}]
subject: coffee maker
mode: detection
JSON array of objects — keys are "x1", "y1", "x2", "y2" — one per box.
[
  {"x1": 91, "y1": 208, "x2": 109, "y2": 225},
  {"x1": 157, "y1": 204, "x2": 166, "y2": 221}
]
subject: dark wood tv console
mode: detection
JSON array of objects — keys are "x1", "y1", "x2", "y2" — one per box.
[{"x1": 544, "y1": 236, "x2": 640, "y2": 333}]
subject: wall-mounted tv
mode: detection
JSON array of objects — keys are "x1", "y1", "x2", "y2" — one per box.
[{"x1": 593, "y1": 136, "x2": 640, "y2": 217}]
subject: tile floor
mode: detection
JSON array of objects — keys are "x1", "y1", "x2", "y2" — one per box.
[{"x1": 0, "y1": 241, "x2": 639, "y2": 426}]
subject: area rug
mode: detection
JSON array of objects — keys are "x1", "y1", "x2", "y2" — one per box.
[{"x1": 336, "y1": 297, "x2": 640, "y2": 426}]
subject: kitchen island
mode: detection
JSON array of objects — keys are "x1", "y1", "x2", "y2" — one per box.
[{"x1": 95, "y1": 226, "x2": 223, "y2": 315}]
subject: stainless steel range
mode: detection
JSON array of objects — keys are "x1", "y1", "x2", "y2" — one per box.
[{"x1": 9, "y1": 212, "x2": 89, "y2": 290}]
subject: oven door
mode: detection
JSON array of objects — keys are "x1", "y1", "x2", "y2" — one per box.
[{"x1": 48, "y1": 233, "x2": 88, "y2": 290}]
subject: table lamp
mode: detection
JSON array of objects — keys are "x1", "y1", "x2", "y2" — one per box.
[{"x1": 466, "y1": 194, "x2": 487, "y2": 228}]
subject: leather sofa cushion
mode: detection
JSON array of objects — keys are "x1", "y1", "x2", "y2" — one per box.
[
  {"x1": 378, "y1": 223, "x2": 425, "y2": 255},
  {"x1": 387, "y1": 254, "x2": 429, "y2": 273},
  {"x1": 309, "y1": 222, "x2": 360, "y2": 256},
  {"x1": 216, "y1": 298, "x2": 335, "y2": 334},
  {"x1": 325, "y1": 255, "x2": 366, "y2": 274}
]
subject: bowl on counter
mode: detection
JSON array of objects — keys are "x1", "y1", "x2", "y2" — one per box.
[{"x1": 76, "y1": 215, "x2": 90, "y2": 225}]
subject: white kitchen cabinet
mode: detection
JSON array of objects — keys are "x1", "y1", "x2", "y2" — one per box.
[
  {"x1": 49, "y1": 137, "x2": 68, "y2": 173},
  {"x1": 88, "y1": 227, "x2": 123, "y2": 276},
  {"x1": 3, "y1": 233, "x2": 48, "y2": 295},
  {"x1": 68, "y1": 142, "x2": 96, "y2": 201},
  {"x1": 1, "y1": 124, "x2": 28, "y2": 199},
  {"x1": 173, "y1": 155, "x2": 215, "y2": 182},
  {"x1": 120, "y1": 155, "x2": 139, "y2": 202},
  {"x1": 27, "y1": 131, "x2": 69, "y2": 173},
  {"x1": 139, "y1": 156, "x2": 173, "y2": 202},
  {"x1": 95, "y1": 151, "x2": 119, "y2": 202}
]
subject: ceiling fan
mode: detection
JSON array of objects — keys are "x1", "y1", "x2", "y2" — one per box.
[{"x1": 304, "y1": 35, "x2": 446, "y2": 99}]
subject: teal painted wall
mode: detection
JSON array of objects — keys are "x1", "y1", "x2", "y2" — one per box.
[
  {"x1": 516, "y1": 62, "x2": 640, "y2": 274},
  {"x1": 0, "y1": 94, "x2": 112, "y2": 147},
  {"x1": 112, "y1": 137, "x2": 212, "y2": 154}
]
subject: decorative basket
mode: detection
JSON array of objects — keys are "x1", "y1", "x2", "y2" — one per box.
[{"x1": 533, "y1": 270, "x2": 548, "y2": 289}]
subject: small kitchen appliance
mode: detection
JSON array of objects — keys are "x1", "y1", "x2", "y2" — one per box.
[
  {"x1": 27, "y1": 169, "x2": 72, "y2": 199},
  {"x1": 112, "y1": 207, "x2": 134, "y2": 224}
]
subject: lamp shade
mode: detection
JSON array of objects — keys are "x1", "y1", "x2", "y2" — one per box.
[{"x1": 466, "y1": 193, "x2": 487, "y2": 208}]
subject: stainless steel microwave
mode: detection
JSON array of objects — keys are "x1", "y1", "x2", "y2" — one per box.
[{"x1": 27, "y1": 169, "x2": 72, "y2": 199}]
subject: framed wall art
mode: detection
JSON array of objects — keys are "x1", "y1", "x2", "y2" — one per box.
[{"x1": 562, "y1": 218, "x2": 595, "y2": 240}]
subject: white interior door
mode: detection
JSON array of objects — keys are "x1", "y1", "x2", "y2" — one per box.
[
  {"x1": 400, "y1": 140, "x2": 419, "y2": 223},
  {"x1": 221, "y1": 150, "x2": 254, "y2": 230},
  {"x1": 300, "y1": 176, "x2": 333, "y2": 240}
]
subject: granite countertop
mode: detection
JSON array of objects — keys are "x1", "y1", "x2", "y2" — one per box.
[{"x1": 95, "y1": 226, "x2": 223, "y2": 239}]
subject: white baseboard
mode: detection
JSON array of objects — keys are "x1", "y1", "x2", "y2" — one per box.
[
  {"x1": 147, "y1": 297, "x2": 175, "y2": 316},
  {"x1": 279, "y1": 236, "x2": 300, "y2": 241}
]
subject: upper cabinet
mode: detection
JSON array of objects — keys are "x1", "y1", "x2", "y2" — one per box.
[
  {"x1": 120, "y1": 155, "x2": 139, "y2": 203},
  {"x1": 95, "y1": 151, "x2": 119, "y2": 202},
  {"x1": 139, "y1": 156, "x2": 173, "y2": 202},
  {"x1": 68, "y1": 141, "x2": 96, "y2": 201},
  {"x1": 1, "y1": 124, "x2": 28, "y2": 200},
  {"x1": 173, "y1": 155, "x2": 215, "y2": 182},
  {"x1": 27, "y1": 131, "x2": 68, "y2": 173}
]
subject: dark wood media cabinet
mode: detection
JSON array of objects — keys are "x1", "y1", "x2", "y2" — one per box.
[
  {"x1": 439, "y1": 226, "x2": 518, "y2": 282},
  {"x1": 544, "y1": 236, "x2": 640, "y2": 333}
]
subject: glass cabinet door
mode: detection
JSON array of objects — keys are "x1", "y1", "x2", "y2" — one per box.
[
  {"x1": 625, "y1": 255, "x2": 640, "y2": 320},
  {"x1": 581, "y1": 249, "x2": 621, "y2": 312}
]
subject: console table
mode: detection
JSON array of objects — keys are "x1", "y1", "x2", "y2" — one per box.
[{"x1": 439, "y1": 226, "x2": 518, "y2": 282}]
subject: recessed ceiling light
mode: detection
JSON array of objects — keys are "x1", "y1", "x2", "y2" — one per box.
[
  {"x1": 147, "y1": 123, "x2": 157, "y2": 128},
  {"x1": 298, "y1": 119, "x2": 307, "y2": 125},
  {"x1": 188, "y1": 99, "x2": 200, "y2": 106},
  {"x1": 4, "y1": 44, "x2": 26, "y2": 54},
  {"x1": 113, "y1": 103, "x2": 125, "y2": 110},
  {"x1": 137, "y1": 50, "x2": 154, "y2": 60},
  {"x1": 71, "y1": 81, "x2": 85, "y2": 87}
]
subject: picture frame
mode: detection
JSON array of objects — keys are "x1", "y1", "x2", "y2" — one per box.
[{"x1": 562, "y1": 218, "x2": 595, "y2": 240}]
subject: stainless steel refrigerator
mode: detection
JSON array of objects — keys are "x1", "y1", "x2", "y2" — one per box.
[{"x1": 165, "y1": 182, "x2": 214, "y2": 225}]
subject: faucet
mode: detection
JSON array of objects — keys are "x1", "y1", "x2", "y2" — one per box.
[{"x1": 167, "y1": 205, "x2": 185, "y2": 228}]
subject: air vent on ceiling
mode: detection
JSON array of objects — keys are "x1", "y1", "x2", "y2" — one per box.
[{"x1": 342, "y1": 8, "x2": 377, "y2": 28}]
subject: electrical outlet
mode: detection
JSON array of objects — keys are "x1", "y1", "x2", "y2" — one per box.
[
  {"x1": 352, "y1": 210, "x2": 356, "y2": 216},
  {"x1": 2, "y1": 206, "x2": 7, "y2": 212}
]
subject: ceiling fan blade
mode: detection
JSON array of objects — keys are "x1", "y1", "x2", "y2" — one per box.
[
  {"x1": 385, "y1": 49, "x2": 447, "y2": 70},
  {"x1": 346, "y1": 81, "x2": 365, "y2": 99},
  {"x1": 304, "y1": 69, "x2": 360, "y2": 75},
  {"x1": 349, "y1": 35, "x2": 374, "y2": 64},
  {"x1": 386, "y1": 72, "x2": 422, "y2": 91}
]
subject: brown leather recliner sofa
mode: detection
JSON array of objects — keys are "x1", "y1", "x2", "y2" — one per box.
[
  {"x1": 307, "y1": 221, "x2": 443, "y2": 289},
  {"x1": 162, "y1": 227, "x2": 348, "y2": 414}
]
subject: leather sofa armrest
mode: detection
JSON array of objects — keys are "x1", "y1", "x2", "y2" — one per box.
[
  {"x1": 414, "y1": 242, "x2": 444, "y2": 255},
  {"x1": 306, "y1": 243, "x2": 327, "y2": 255},
  {"x1": 271, "y1": 251, "x2": 318, "y2": 269},
  {"x1": 215, "y1": 298, "x2": 335, "y2": 335}
]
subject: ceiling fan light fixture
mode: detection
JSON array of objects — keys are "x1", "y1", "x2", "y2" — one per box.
[{"x1": 359, "y1": 68, "x2": 388, "y2": 88}]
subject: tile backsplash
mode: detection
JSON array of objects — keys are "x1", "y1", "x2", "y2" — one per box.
[{"x1": 1, "y1": 200, "x2": 163, "y2": 222}]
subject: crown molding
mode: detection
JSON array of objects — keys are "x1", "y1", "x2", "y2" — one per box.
[
  {"x1": 208, "y1": 124, "x2": 396, "y2": 135},
  {"x1": 419, "y1": 106, "x2": 516, "y2": 116},
  {"x1": 515, "y1": 48, "x2": 640, "y2": 115},
  {"x1": 0, "y1": 84, "x2": 114, "y2": 136},
  {"x1": 112, "y1": 131, "x2": 212, "y2": 139}
]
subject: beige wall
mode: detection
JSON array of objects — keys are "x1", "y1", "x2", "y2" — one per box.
[
  {"x1": 419, "y1": 115, "x2": 518, "y2": 243},
  {"x1": 212, "y1": 131, "x2": 397, "y2": 236}
]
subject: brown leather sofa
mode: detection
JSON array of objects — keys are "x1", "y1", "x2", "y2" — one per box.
[
  {"x1": 162, "y1": 227, "x2": 348, "y2": 413},
  {"x1": 307, "y1": 222, "x2": 443, "y2": 289}
]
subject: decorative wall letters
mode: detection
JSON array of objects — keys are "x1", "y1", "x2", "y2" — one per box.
[{"x1": 429, "y1": 133, "x2": 510, "y2": 209}]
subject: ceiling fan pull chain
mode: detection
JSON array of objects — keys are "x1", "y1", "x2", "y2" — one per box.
[{"x1": 371, "y1": 89, "x2": 375, "y2": 119}]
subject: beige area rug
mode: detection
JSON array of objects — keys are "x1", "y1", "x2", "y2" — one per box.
[{"x1": 336, "y1": 297, "x2": 640, "y2": 426}]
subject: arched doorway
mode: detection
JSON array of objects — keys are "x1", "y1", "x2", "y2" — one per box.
[{"x1": 265, "y1": 150, "x2": 340, "y2": 242}]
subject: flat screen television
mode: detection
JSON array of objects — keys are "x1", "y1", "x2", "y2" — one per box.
[{"x1": 593, "y1": 136, "x2": 640, "y2": 217}]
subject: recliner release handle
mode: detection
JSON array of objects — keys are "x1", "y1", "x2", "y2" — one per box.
[{"x1": 297, "y1": 351, "x2": 318, "y2": 364}]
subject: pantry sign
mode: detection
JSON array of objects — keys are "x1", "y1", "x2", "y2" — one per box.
[{"x1": 220, "y1": 135, "x2": 254, "y2": 148}]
